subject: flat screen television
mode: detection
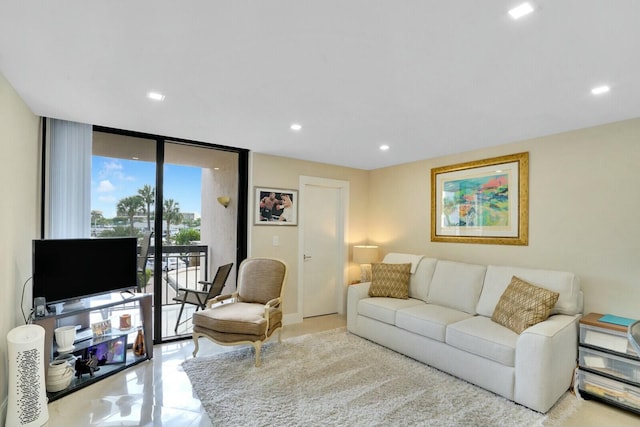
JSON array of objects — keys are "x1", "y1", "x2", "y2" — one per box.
[{"x1": 32, "y1": 237, "x2": 138, "y2": 305}]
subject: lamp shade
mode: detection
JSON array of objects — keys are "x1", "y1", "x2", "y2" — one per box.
[{"x1": 353, "y1": 245, "x2": 379, "y2": 264}]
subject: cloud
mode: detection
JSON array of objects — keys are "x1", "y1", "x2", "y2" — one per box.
[
  {"x1": 98, "y1": 160, "x2": 122, "y2": 177},
  {"x1": 97, "y1": 159, "x2": 135, "y2": 182},
  {"x1": 96, "y1": 180, "x2": 116, "y2": 193}
]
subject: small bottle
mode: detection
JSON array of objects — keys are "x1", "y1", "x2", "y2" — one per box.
[{"x1": 133, "y1": 328, "x2": 145, "y2": 357}]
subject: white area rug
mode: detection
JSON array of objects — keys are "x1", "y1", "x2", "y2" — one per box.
[{"x1": 182, "y1": 328, "x2": 580, "y2": 426}]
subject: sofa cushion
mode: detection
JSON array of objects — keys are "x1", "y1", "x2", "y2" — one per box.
[
  {"x1": 477, "y1": 265, "x2": 580, "y2": 317},
  {"x1": 396, "y1": 304, "x2": 472, "y2": 342},
  {"x1": 491, "y1": 276, "x2": 559, "y2": 334},
  {"x1": 358, "y1": 297, "x2": 424, "y2": 325},
  {"x1": 427, "y1": 260, "x2": 487, "y2": 314},
  {"x1": 369, "y1": 263, "x2": 411, "y2": 298},
  {"x1": 446, "y1": 316, "x2": 518, "y2": 367},
  {"x1": 382, "y1": 254, "x2": 437, "y2": 302}
]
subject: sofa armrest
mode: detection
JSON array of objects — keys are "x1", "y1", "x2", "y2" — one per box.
[
  {"x1": 347, "y1": 282, "x2": 371, "y2": 332},
  {"x1": 514, "y1": 314, "x2": 580, "y2": 413}
]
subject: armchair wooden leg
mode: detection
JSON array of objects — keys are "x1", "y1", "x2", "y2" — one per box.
[
  {"x1": 192, "y1": 334, "x2": 200, "y2": 357},
  {"x1": 253, "y1": 342, "x2": 262, "y2": 367}
]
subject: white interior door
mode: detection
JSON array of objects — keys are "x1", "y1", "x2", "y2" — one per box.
[{"x1": 299, "y1": 177, "x2": 348, "y2": 318}]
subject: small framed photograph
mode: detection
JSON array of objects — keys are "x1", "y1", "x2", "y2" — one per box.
[
  {"x1": 91, "y1": 319, "x2": 112, "y2": 337},
  {"x1": 254, "y1": 187, "x2": 298, "y2": 225}
]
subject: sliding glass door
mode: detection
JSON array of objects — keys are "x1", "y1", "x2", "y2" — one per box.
[
  {"x1": 45, "y1": 120, "x2": 247, "y2": 344},
  {"x1": 160, "y1": 142, "x2": 239, "y2": 339}
]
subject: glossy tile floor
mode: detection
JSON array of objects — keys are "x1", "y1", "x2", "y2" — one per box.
[{"x1": 44, "y1": 314, "x2": 640, "y2": 426}]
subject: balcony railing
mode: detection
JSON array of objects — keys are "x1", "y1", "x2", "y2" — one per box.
[{"x1": 138, "y1": 244, "x2": 209, "y2": 305}]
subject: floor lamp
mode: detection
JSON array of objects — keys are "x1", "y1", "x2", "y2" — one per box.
[
  {"x1": 353, "y1": 245, "x2": 379, "y2": 283},
  {"x1": 6, "y1": 324, "x2": 49, "y2": 427}
]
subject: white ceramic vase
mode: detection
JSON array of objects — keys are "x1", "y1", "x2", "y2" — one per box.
[
  {"x1": 54, "y1": 325, "x2": 76, "y2": 352},
  {"x1": 46, "y1": 359, "x2": 74, "y2": 392}
]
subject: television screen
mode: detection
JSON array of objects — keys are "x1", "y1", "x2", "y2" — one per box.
[{"x1": 32, "y1": 237, "x2": 138, "y2": 305}]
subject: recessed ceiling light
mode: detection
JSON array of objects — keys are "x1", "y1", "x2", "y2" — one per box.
[
  {"x1": 147, "y1": 91, "x2": 165, "y2": 101},
  {"x1": 379, "y1": 144, "x2": 390, "y2": 151},
  {"x1": 290, "y1": 123, "x2": 302, "y2": 131},
  {"x1": 591, "y1": 85, "x2": 610, "y2": 95},
  {"x1": 508, "y1": 2, "x2": 534, "y2": 19}
]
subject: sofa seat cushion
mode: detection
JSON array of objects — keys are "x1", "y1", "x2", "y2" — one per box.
[
  {"x1": 396, "y1": 304, "x2": 473, "y2": 342},
  {"x1": 358, "y1": 297, "x2": 424, "y2": 325},
  {"x1": 446, "y1": 316, "x2": 518, "y2": 367},
  {"x1": 192, "y1": 302, "x2": 281, "y2": 338}
]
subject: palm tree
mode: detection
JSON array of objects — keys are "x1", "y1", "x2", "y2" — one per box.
[
  {"x1": 90, "y1": 210, "x2": 104, "y2": 236},
  {"x1": 138, "y1": 184, "x2": 155, "y2": 231},
  {"x1": 163, "y1": 199, "x2": 183, "y2": 243},
  {"x1": 117, "y1": 195, "x2": 144, "y2": 236}
]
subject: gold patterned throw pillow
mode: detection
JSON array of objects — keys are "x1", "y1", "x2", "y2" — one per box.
[
  {"x1": 492, "y1": 276, "x2": 560, "y2": 334},
  {"x1": 368, "y1": 263, "x2": 411, "y2": 299}
]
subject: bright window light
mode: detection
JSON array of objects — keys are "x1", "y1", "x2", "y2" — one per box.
[
  {"x1": 509, "y1": 3, "x2": 534, "y2": 19},
  {"x1": 290, "y1": 123, "x2": 302, "y2": 131},
  {"x1": 591, "y1": 85, "x2": 610, "y2": 95},
  {"x1": 147, "y1": 91, "x2": 165, "y2": 101}
]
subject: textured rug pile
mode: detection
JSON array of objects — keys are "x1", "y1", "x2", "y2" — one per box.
[{"x1": 182, "y1": 328, "x2": 580, "y2": 426}]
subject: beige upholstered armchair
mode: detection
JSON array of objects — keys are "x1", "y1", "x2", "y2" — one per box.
[{"x1": 191, "y1": 257, "x2": 287, "y2": 366}]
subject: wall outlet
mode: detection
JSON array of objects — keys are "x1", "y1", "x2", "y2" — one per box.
[{"x1": 272, "y1": 235, "x2": 279, "y2": 246}]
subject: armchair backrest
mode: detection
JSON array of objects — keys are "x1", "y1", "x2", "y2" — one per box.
[{"x1": 237, "y1": 258, "x2": 287, "y2": 304}]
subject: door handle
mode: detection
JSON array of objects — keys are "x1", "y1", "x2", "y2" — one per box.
[{"x1": 304, "y1": 254, "x2": 312, "y2": 260}]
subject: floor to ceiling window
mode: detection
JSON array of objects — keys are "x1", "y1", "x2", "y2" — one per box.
[{"x1": 44, "y1": 120, "x2": 248, "y2": 344}]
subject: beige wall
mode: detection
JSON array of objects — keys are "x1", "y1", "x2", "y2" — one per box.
[
  {"x1": 250, "y1": 153, "x2": 369, "y2": 318},
  {"x1": 201, "y1": 150, "x2": 239, "y2": 290},
  {"x1": 0, "y1": 73, "x2": 40, "y2": 419},
  {"x1": 368, "y1": 118, "x2": 640, "y2": 318}
]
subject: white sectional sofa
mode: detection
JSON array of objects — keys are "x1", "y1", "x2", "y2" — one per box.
[{"x1": 347, "y1": 253, "x2": 583, "y2": 413}]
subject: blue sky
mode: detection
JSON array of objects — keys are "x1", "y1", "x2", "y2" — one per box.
[{"x1": 91, "y1": 156, "x2": 201, "y2": 218}]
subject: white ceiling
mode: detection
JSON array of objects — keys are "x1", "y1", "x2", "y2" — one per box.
[{"x1": 1, "y1": 1, "x2": 639, "y2": 170}]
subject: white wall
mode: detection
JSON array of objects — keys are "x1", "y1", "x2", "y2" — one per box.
[
  {"x1": 0, "y1": 72, "x2": 40, "y2": 422},
  {"x1": 368, "y1": 118, "x2": 640, "y2": 318}
]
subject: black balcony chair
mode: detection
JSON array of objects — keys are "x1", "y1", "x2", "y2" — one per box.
[
  {"x1": 137, "y1": 231, "x2": 153, "y2": 293},
  {"x1": 172, "y1": 262, "x2": 233, "y2": 333}
]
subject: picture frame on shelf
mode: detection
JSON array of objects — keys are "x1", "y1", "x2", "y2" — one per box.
[
  {"x1": 431, "y1": 152, "x2": 529, "y2": 245},
  {"x1": 91, "y1": 319, "x2": 111, "y2": 337},
  {"x1": 254, "y1": 187, "x2": 298, "y2": 225},
  {"x1": 86, "y1": 335, "x2": 127, "y2": 365}
]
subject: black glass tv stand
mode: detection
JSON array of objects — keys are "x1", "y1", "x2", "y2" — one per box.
[{"x1": 32, "y1": 292, "x2": 153, "y2": 402}]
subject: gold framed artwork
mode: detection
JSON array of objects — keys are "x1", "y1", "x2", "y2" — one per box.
[{"x1": 431, "y1": 152, "x2": 529, "y2": 245}]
